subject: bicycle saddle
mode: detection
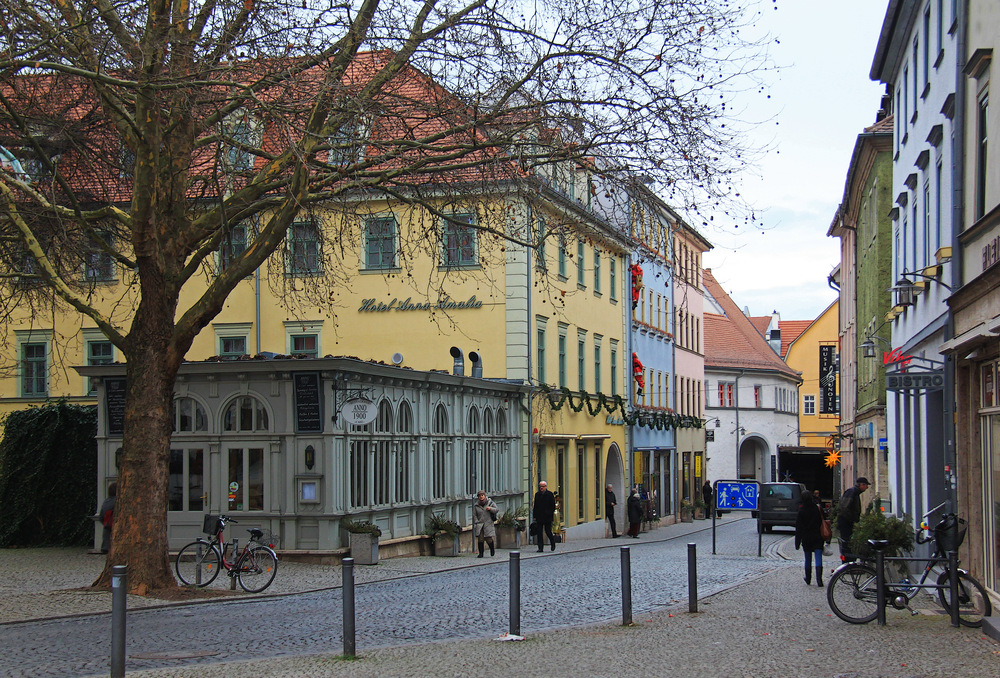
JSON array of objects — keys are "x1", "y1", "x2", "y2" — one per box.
[
  {"x1": 249, "y1": 528, "x2": 264, "y2": 540},
  {"x1": 867, "y1": 539, "x2": 890, "y2": 549}
]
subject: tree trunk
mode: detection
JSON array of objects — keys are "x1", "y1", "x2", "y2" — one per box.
[{"x1": 92, "y1": 301, "x2": 182, "y2": 593}]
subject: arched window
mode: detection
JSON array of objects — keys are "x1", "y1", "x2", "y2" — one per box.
[
  {"x1": 396, "y1": 401, "x2": 413, "y2": 502},
  {"x1": 222, "y1": 395, "x2": 269, "y2": 432},
  {"x1": 431, "y1": 403, "x2": 450, "y2": 499},
  {"x1": 172, "y1": 397, "x2": 208, "y2": 432},
  {"x1": 466, "y1": 405, "x2": 480, "y2": 494},
  {"x1": 496, "y1": 408, "x2": 507, "y2": 435},
  {"x1": 375, "y1": 399, "x2": 393, "y2": 433}
]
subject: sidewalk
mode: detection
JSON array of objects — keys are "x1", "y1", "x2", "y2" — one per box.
[{"x1": 0, "y1": 514, "x2": 735, "y2": 625}]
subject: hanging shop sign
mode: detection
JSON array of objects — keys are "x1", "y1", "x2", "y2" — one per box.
[
  {"x1": 886, "y1": 369, "x2": 944, "y2": 392},
  {"x1": 358, "y1": 295, "x2": 483, "y2": 313}
]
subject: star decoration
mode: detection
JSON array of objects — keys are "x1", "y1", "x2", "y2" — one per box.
[{"x1": 824, "y1": 450, "x2": 841, "y2": 468}]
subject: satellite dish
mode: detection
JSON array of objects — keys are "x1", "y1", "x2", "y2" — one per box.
[{"x1": 391, "y1": 352, "x2": 404, "y2": 365}]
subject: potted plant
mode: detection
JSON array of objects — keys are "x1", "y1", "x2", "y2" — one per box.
[
  {"x1": 847, "y1": 499, "x2": 914, "y2": 560},
  {"x1": 495, "y1": 507, "x2": 525, "y2": 549},
  {"x1": 425, "y1": 512, "x2": 462, "y2": 556},
  {"x1": 679, "y1": 499, "x2": 694, "y2": 523},
  {"x1": 693, "y1": 497, "x2": 707, "y2": 520},
  {"x1": 342, "y1": 518, "x2": 381, "y2": 565}
]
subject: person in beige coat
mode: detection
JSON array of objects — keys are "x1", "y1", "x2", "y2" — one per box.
[{"x1": 473, "y1": 491, "x2": 499, "y2": 557}]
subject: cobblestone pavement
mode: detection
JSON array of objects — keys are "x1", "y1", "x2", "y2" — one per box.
[{"x1": 3, "y1": 516, "x2": 998, "y2": 677}]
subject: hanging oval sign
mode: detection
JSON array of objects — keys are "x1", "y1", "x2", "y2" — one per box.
[{"x1": 342, "y1": 398, "x2": 377, "y2": 426}]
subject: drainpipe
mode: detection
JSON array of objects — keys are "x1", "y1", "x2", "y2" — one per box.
[{"x1": 942, "y1": 0, "x2": 968, "y2": 513}]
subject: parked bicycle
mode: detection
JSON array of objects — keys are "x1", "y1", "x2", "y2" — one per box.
[
  {"x1": 175, "y1": 514, "x2": 278, "y2": 593},
  {"x1": 827, "y1": 504, "x2": 991, "y2": 627}
]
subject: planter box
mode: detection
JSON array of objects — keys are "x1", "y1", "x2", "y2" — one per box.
[
  {"x1": 694, "y1": 507, "x2": 706, "y2": 520},
  {"x1": 432, "y1": 533, "x2": 460, "y2": 556},
  {"x1": 349, "y1": 532, "x2": 379, "y2": 565},
  {"x1": 680, "y1": 509, "x2": 694, "y2": 523},
  {"x1": 496, "y1": 525, "x2": 522, "y2": 549}
]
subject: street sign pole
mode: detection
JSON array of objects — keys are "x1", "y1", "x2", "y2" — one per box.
[{"x1": 712, "y1": 480, "x2": 761, "y2": 557}]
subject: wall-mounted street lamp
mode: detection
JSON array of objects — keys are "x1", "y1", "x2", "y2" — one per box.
[
  {"x1": 860, "y1": 334, "x2": 893, "y2": 359},
  {"x1": 893, "y1": 268, "x2": 953, "y2": 307}
]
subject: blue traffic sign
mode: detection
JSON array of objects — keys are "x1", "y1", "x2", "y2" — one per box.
[{"x1": 715, "y1": 481, "x2": 759, "y2": 511}]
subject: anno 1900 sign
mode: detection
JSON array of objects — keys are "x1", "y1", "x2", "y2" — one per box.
[{"x1": 358, "y1": 295, "x2": 484, "y2": 313}]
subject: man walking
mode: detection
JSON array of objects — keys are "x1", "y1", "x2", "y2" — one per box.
[
  {"x1": 533, "y1": 481, "x2": 557, "y2": 552},
  {"x1": 837, "y1": 476, "x2": 869, "y2": 559},
  {"x1": 605, "y1": 484, "x2": 619, "y2": 538}
]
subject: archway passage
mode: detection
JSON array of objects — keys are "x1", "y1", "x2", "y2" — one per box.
[
  {"x1": 604, "y1": 443, "x2": 625, "y2": 537},
  {"x1": 738, "y1": 435, "x2": 770, "y2": 482}
]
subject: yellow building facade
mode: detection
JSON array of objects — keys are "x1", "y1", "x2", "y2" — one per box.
[{"x1": 1, "y1": 178, "x2": 630, "y2": 537}]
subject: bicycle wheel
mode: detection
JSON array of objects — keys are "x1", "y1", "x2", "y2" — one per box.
[
  {"x1": 827, "y1": 563, "x2": 880, "y2": 624},
  {"x1": 175, "y1": 540, "x2": 221, "y2": 587},
  {"x1": 937, "y1": 570, "x2": 992, "y2": 627},
  {"x1": 236, "y1": 545, "x2": 278, "y2": 593}
]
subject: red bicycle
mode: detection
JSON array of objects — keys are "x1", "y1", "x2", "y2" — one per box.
[{"x1": 175, "y1": 514, "x2": 278, "y2": 593}]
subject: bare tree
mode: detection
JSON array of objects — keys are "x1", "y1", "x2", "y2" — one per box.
[{"x1": 0, "y1": 0, "x2": 770, "y2": 591}]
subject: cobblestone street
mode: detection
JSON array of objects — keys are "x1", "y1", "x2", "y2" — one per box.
[{"x1": 3, "y1": 516, "x2": 998, "y2": 677}]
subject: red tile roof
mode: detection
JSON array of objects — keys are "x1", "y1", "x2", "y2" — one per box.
[
  {"x1": 748, "y1": 316, "x2": 771, "y2": 336},
  {"x1": 703, "y1": 270, "x2": 800, "y2": 379},
  {"x1": 779, "y1": 320, "x2": 812, "y2": 358}
]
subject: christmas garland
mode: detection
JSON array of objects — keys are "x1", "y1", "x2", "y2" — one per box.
[{"x1": 535, "y1": 385, "x2": 701, "y2": 430}]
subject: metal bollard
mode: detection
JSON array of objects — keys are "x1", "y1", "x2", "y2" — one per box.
[
  {"x1": 195, "y1": 542, "x2": 203, "y2": 586},
  {"x1": 110, "y1": 565, "x2": 127, "y2": 678},
  {"x1": 875, "y1": 550, "x2": 886, "y2": 626},
  {"x1": 948, "y1": 551, "x2": 960, "y2": 628},
  {"x1": 688, "y1": 543, "x2": 698, "y2": 613},
  {"x1": 230, "y1": 538, "x2": 239, "y2": 590},
  {"x1": 342, "y1": 557, "x2": 356, "y2": 658},
  {"x1": 509, "y1": 551, "x2": 521, "y2": 636},
  {"x1": 621, "y1": 546, "x2": 632, "y2": 626}
]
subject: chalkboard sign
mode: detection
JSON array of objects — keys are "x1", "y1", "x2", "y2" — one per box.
[
  {"x1": 105, "y1": 377, "x2": 127, "y2": 436},
  {"x1": 294, "y1": 372, "x2": 323, "y2": 432}
]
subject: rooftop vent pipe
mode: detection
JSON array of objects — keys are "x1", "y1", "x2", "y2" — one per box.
[
  {"x1": 469, "y1": 351, "x2": 482, "y2": 378},
  {"x1": 450, "y1": 346, "x2": 464, "y2": 376}
]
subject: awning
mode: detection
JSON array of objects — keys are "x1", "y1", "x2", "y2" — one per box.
[{"x1": 938, "y1": 319, "x2": 998, "y2": 355}]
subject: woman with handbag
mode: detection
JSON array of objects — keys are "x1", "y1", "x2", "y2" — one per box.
[{"x1": 794, "y1": 490, "x2": 825, "y2": 587}]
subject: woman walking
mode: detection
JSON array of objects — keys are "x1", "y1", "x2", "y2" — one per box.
[
  {"x1": 794, "y1": 490, "x2": 824, "y2": 586},
  {"x1": 473, "y1": 490, "x2": 499, "y2": 557}
]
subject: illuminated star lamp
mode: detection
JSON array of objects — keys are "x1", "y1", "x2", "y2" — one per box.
[{"x1": 824, "y1": 449, "x2": 841, "y2": 468}]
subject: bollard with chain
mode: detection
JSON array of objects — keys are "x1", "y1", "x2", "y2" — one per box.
[
  {"x1": 110, "y1": 565, "x2": 127, "y2": 678},
  {"x1": 342, "y1": 557, "x2": 356, "y2": 658},
  {"x1": 688, "y1": 543, "x2": 698, "y2": 613},
  {"x1": 620, "y1": 545, "x2": 632, "y2": 626},
  {"x1": 509, "y1": 551, "x2": 521, "y2": 635}
]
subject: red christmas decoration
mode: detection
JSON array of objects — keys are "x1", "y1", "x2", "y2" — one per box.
[
  {"x1": 632, "y1": 352, "x2": 645, "y2": 396},
  {"x1": 629, "y1": 264, "x2": 643, "y2": 310}
]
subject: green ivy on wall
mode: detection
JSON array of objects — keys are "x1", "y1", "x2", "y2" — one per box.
[{"x1": 0, "y1": 402, "x2": 97, "y2": 547}]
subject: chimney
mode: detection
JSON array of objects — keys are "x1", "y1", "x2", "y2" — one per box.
[
  {"x1": 450, "y1": 346, "x2": 464, "y2": 376},
  {"x1": 768, "y1": 311, "x2": 782, "y2": 355},
  {"x1": 469, "y1": 351, "x2": 482, "y2": 378}
]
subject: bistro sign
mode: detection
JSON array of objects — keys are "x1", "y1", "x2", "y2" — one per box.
[
  {"x1": 886, "y1": 370, "x2": 944, "y2": 392},
  {"x1": 359, "y1": 295, "x2": 484, "y2": 313}
]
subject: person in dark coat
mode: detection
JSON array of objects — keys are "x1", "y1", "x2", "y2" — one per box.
[
  {"x1": 605, "y1": 484, "x2": 619, "y2": 538},
  {"x1": 837, "y1": 476, "x2": 869, "y2": 560},
  {"x1": 795, "y1": 490, "x2": 824, "y2": 586},
  {"x1": 533, "y1": 480, "x2": 557, "y2": 552},
  {"x1": 626, "y1": 486, "x2": 643, "y2": 538},
  {"x1": 99, "y1": 482, "x2": 116, "y2": 554},
  {"x1": 702, "y1": 481, "x2": 714, "y2": 519}
]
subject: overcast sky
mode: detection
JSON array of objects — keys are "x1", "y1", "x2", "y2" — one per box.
[{"x1": 701, "y1": 1, "x2": 888, "y2": 322}]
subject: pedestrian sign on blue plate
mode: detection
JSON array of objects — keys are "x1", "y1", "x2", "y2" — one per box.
[{"x1": 715, "y1": 481, "x2": 759, "y2": 511}]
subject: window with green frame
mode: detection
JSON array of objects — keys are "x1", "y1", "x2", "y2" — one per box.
[
  {"x1": 593, "y1": 248, "x2": 601, "y2": 293},
  {"x1": 593, "y1": 339, "x2": 602, "y2": 393},
  {"x1": 290, "y1": 334, "x2": 318, "y2": 357},
  {"x1": 220, "y1": 336, "x2": 247, "y2": 359},
  {"x1": 536, "y1": 216, "x2": 547, "y2": 269},
  {"x1": 442, "y1": 214, "x2": 477, "y2": 267},
  {"x1": 364, "y1": 216, "x2": 397, "y2": 270},
  {"x1": 21, "y1": 342, "x2": 47, "y2": 396},
  {"x1": 577, "y1": 241, "x2": 585, "y2": 286},
  {"x1": 577, "y1": 333, "x2": 586, "y2": 391},
  {"x1": 558, "y1": 236, "x2": 567, "y2": 278},
  {"x1": 536, "y1": 323, "x2": 546, "y2": 383},
  {"x1": 87, "y1": 340, "x2": 113, "y2": 395},
  {"x1": 558, "y1": 329, "x2": 567, "y2": 388},
  {"x1": 610, "y1": 341, "x2": 618, "y2": 396},
  {"x1": 288, "y1": 220, "x2": 320, "y2": 275},
  {"x1": 219, "y1": 222, "x2": 249, "y2": 272}
]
